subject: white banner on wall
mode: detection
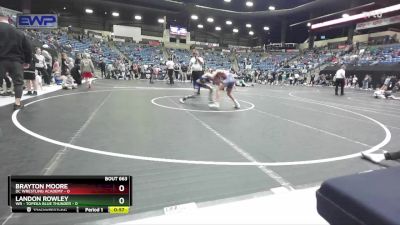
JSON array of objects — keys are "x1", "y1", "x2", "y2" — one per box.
[
  {"x1": 356, "y1": 15, "x2": 400, "y2": 30},
  {"x1": 113, "y1": 25, "x2": 141, "y2": 42},
  {"x1": 113, "y1": 38, "x2": 125, "y2": 42}
]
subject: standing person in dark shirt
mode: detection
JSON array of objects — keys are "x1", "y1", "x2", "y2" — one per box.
[
  {"x1": 0, "y1": 12, "x2": 32, "y2": 110},
  {"x1": 99, "y1": 59, "x2": 106, "y2": 79},
  {"x1": 181, "y1": 63, "x2": 188, "y2": 82},
  {"x1": 61, "y1": 53, "x2": 69, "y2": 76}
]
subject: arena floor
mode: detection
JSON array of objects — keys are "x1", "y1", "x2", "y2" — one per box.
[{"x1": 1, "y1": 79, "x2": 399, "y2": 224}]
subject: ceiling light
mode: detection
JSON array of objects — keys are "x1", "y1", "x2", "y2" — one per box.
[
  {"x1": 226, "y1": 20, "x2": 232, "y2": 25},
  {"x1": 85, "y1": 9, "x2": 93, "y2": 14},
  {"x1": 307, "y1": 22, "x2": 311, "y2": 27},
  {"x1": 342, "y1": 13, "x2": 350, "y2": 18},
  {"x1": 134, "y1": 15, "x2": 142, "y2": 20},
  {"x1": 233, "y1": 28, "x2": 239, "y2": 33},
  {"x1": 158, "y1": 18, "x2": 165, "y2": 23},
  {"x1": 197, "y1": 24, "x2": 204, "y2": 28},
  {"x1": 263, "y1": 26, "x2": 270, "y2": 31},
  {"x1": 215, "y1": 26, "x2": 221, "y2": 31},
  {"x1": 269, "y1": 6, "x2": 276, "y2": 11},
  {"x1": 112, "y1": 12, "x2": 119, "y2": 17},
  {"x1": 224, "y1": 0, "x2": 231, "y2": 2},
  {"x1": 246, "y1": 1, "x2": 254, "y2": 7},
  {"x1": 191, "y1": 14, "x2": 198, "y2": 20},
  {"x1": 63, "y1": 7, "x2": 67, "y2": 10},
  {"x1": 207, "y1": 17, "x2": 214, "y2": 23},
  {"x1": 246, "y1": 24, "x2": 252, "y2": 28},
  {"x1": 249, "y1": 31, "x2": 254, "y2": 35},
  {"x1": 104, "y1": 12, "x2": 107, "y2": 15}
]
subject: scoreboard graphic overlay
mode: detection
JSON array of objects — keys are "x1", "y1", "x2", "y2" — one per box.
[{"x1": 8, "y1": 176, "x2": 132, "y2": 213}]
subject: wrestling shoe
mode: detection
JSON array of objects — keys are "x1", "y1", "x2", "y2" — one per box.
[
  {"x1": 179, "y1": 98, "x2": 186, "y2": 104},
  {"x1": 13, "y1": 103, "x2": 24, "y2": 111},
  {"x1": 25, "y1": 91, "x2": 32, "y2": 96},
  {"x1": 361, "y1": 152, "x2": 385, "y2": 163},
  {"x1": 208, "y1": 102, "x2": 220, "y2": 109},
  {"x1": 234, "y1": 100, "x2": 241, "y2": 109}
]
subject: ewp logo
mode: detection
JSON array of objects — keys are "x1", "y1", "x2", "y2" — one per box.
[{"x1": 17, "y1": 14, "x2": 58, "y2": 29}]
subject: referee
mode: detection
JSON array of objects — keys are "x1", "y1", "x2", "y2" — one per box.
[
  {"x1": 334, "y1": 65, "x2": 346, "y2": 96},
  {"x1": 0, "y1": 11, "x2": 32, "y2": 110},
  {"x1": 189, "y1": 50, "x2": 204, "y2": 94}
]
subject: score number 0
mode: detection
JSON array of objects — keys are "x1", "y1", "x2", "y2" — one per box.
[{"x1": 118, "y1": 185, "x2": 125, "y2": 205}]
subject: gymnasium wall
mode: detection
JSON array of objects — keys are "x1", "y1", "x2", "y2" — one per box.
[{"x1": 299, "y1": 31, "x2": 400, "y2": 49}]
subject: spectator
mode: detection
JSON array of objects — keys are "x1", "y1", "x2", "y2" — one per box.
[
  {"x1": 62, "y1": 75, "x2": 77, "y2": 90},
  {"x1": 41, "y1": 48, "x2": 52, "y2": 84},
  {"x1": 362, "y1": 74, "x2": 371, "y2": 90},
  {"x1": 181, "y1": 63, "x2": 188, "y2": 82},
  {"x1": 0, "y1": 12, "x2": 32, "y2": 110},
  {"x1": 61, "y1": 53, "x2": 69, "y2": 76},
  {"x1": 352, "y1": 75, "x2": 358, "y2": 88},
  {"x1": 166, "y1": 58, "x2": 174, "y2": 84},
  {"x1": 99, "y1": 59, "x2": 106, "y2": 79},
  {"x1": 334, "y1": 65, "x2": 346, "y2": 96},
  {"x1": 24, "y1": 53, "x2": 38, "y2": 96},
  {"x1": 34, "y1": 47, "x2": 48, "y2": 86},
  {"x1": 80, "y1": 54, "x2": 95, "y2": 89},
  {"x1": 0, "y1": 72, "x2": 12, "y2": 96},
  {"x1": 173, "y1": 62, "x2": 181, "y2": 80},
  {"x1": 106, "y1": 63, "x2": 113, "y2": 79},
  {"x1": 52, "y1": 56, "x2": 62, "y2": 85}
]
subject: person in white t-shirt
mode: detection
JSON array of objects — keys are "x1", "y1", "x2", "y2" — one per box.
[
  {"x1": 352, "y1": 75, "x2": 358, "y2": 88},
  {"x1": 34, "y1": 47, "x2": 48, "y2": 85},
  {"x1": 189, "y1": 50, "x2": 204, "y2": 94},
  {"x1": 334, "y1": 65, "x2": 346, "y2": 96},
  {"x1": 166, "y1": 58, "x2": 174, "y2": 84},
  {"x1": 294, "y1": 72, "x2": 300, "y2": 85}
]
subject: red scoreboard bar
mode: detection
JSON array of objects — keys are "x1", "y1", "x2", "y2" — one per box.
[{"x1": 8, "y1": 176, "x2": 132, "y2": 213}]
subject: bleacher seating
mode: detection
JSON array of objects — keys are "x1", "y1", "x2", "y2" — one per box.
[{"x1": 116, "y1": 42, "x2": 163, "y2": 65}]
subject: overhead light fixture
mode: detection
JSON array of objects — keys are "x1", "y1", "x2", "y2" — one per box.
[
  {"x1": 246, "y1": 1, "x2": 254, "y2": 7},
  {"x1": 269, "y1": 6, "x2": 276, "y2": 11},
  {"x1": 63, "y1": 7, "x2": 67, "y2": 10},
  {"x1": 249, "y1": 31, "x2": 254, "y2": 35},
  {"x1": 246, "y1": 24, "x2": 252, "y2": 28},
  {"x1": 104, "y1": 12, "x2": 107, "y2": 15},
  {"x1": 134, "y1": 15, "x2": 142, "y2": 20},
  {"x1": 215, "y1": 26, "x2": 221, "y2": 31},
  {"x1": 197, "y1": 24, "x2": 204, "y2": 28},
  {"x1": 207, "y1": 17, "x2": 214, "y2": 23},
  {"x1": 226, "y1": 20, "x2": 232, "y2": 25},
  {"x1": 342, "y1": 13, "x2": 350, "y2": 18},
  {"x1": 224, "y1": 0, "x2": 231, "y2": 2},
  {"x1": 233, "y1": 28, "x2": 239, "y2": 33},
  {"x1": 307, "y1": 22, "x2": 311, "y2": 27},
  {"x1": 158, "y1": 18, "x2": 165, "y2": 23},
  {"x1": 112, "y1": 12, "x2": 119, "y2": 17},
  {"x1": 85, "y1": 9, "x2": 93, "y2": 14},
  {"x1": 263, "y1": 26, "x2": 270, "y2": 31},
  {"x1": 191, "y1": 14, "x2": 198, "y2": 20}
]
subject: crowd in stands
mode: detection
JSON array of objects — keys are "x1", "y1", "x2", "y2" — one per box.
[{"x1": 1, "y1": 28, "x2": 399, "y2": 100}]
